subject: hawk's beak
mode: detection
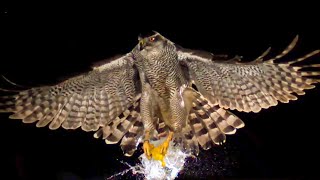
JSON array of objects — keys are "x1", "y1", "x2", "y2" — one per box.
[{"x1": 139, "y1": 39, "x2": 146, "y2": 50}]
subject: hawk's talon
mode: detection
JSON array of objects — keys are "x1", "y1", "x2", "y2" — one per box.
[
  {"x1": 143, "y1": 131, "x2": 174, "y2": 166},
  {"x1": 143, "y1": 141, "x2": 154, "y2": 160},
  {"x1": 159, "y1": 131, "x2": 174, "y2": 155},
  {"x1": 150, "y1": 146, "x2": 166, "y2": 166},
  {"x1": 160, "y1": 139, "x2": 170, "y2": 154}
]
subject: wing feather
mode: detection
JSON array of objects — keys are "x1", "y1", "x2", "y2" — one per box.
[
  {"x1": 0, "y1": 53, "x2": 141, "y2": 133},
  {"x1": 178, "y1": 36, "x2": 320, "y2": 112}
]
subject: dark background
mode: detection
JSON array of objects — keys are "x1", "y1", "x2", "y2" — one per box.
[{"x1": 1, "y1": 2, "x2": 320, "y2": 180}]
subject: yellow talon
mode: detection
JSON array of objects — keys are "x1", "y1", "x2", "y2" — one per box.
[
  {"x1": 143, "y1": 131, "x2": 174, "y2": 167},
  {"x1": 160, "y1": 139, "x2": 170, "y2": 154},
  {"x1": 160, "y1": 131, "x2": 174, "y2": 154},
  {"x1": 143, "y1": 141, "x2": 154, "y2": 160},
  {"x1": 150, "y1": 145, "x2": 166, "y2": 166}
]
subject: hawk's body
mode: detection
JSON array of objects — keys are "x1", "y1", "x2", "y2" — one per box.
[
  {"x1": 132, "y1": 34, "x2": 189, "y2": 134},
  {"x1": 1, "y1": 32, "x2": 319, "y2": 158}
]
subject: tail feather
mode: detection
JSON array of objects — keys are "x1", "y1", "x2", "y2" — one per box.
[
  {"x1": 120, "y1": 117, "x2": 144, "y2": 156},
  {"x1": 189, "y1": 110, "x2": 213, "y2": 150},
  {"x1": 184, "y1": 93, "x2": 245, "y2": 153},
  {"x1": 181, "y1": 124, "x2": 199, "y2": 155},
  {"x1": 198, "y1": 97, "x2": 236, "y2": 135}
]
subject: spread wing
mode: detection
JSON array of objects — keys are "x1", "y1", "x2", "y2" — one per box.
[
  {"x1": 0, "y1": 53, "x2": 141, "y2": 132},
  {"x1": 178, "y1": 36, "x2": 320, "y2": 113}
]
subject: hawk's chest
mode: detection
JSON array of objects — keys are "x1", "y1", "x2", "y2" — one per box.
[
  {"x1": 143, "y1": 55, "x2": 180, "y2": 98},
  {"x1": 144, "y1": 61, "x2": 172, "y2": 98}
]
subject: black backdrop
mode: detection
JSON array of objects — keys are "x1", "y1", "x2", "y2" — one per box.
[{"x1": 1, "y1": 2, "x2": 320, "y2": 180}]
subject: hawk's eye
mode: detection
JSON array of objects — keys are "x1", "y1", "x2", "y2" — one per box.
[{"x1": 149, "y1": 37, "x2": 156, "y2": 42}]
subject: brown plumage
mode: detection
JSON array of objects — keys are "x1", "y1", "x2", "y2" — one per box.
[
  {"x1": 188, "y1": 93, "x2": 244, "y2": 151},
  {"x1": 0, "y1": 33, "x2": 319, "y2": 159}
]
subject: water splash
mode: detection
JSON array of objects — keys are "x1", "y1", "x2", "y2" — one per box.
[{"x1": 106, "y1": 141, "x2": 191, "y2": 180}]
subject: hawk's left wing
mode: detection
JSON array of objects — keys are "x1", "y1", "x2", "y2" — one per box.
[
  {"x1": 0, "y1": 53, "x2": 141, "y2": 133},
  {"x1": 178, "y1": 36, "x2": 320, "y2": 113}
]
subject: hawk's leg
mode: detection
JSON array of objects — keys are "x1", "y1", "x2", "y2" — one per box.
[
  {"x1": 143, "y1": 130, "x2": 154, "y2": 160},
  {"x1": 141, "y1": 83, "x2": 157, "y2": 160}
]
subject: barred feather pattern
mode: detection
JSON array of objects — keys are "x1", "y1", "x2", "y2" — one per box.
[
  {"x1": 1, "y1": 33, "x2": 319, "y2": 159},
  {"x1": 178, "y1": 36, "x2": 320, "y2": 113},
  {"x1": 186, "y1": 94, "x2": 244, "y2": 152},
  {"x1": 93, "y1": 100, "x2": 140, "y2": 141},
  {"x1": 93, "y1": 98, "x2": 143, "y2": 156},
  {"x1": 180, "y1": 121, "x2": 199, "y2": 155},
  {"x1": 120, "y1": 117, "x2": 144, "y2": 156},
  {"x1": 0, "y1": 54, "x2": 140, "y2": 132}
]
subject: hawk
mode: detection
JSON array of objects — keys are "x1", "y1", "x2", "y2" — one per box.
[{"x1": 1, "y1": 32, "x2": 319, "y2": 166}]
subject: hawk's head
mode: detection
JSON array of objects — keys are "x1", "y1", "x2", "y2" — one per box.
[{"x1": 137, "y1": 31, "x2": 169, "y2": 53}]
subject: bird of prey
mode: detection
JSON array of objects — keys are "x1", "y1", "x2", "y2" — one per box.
[{"x1": 1, "y1": 32, "x2": 319, "y2": 166}]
